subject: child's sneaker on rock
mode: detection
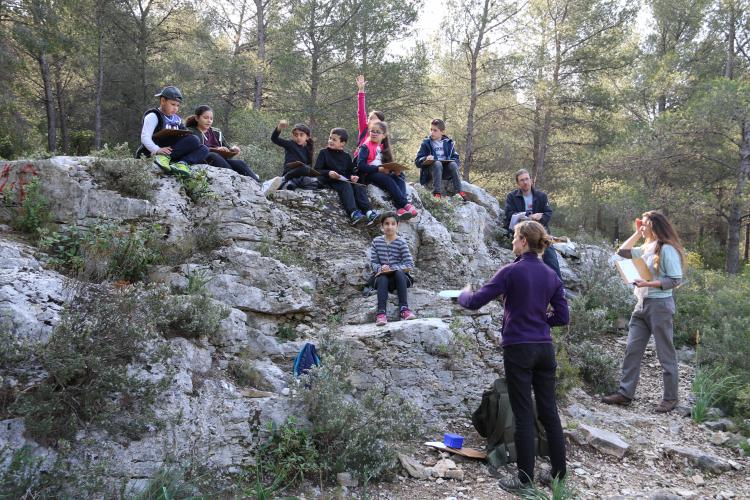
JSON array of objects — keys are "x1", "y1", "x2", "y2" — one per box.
[
  {"x1": 366, "y1": 210, "x2": 380, "y2": 226},
  {"x1": 264, "y1": 176, "x2": 284, "y2": 196},
  {"x1": 433, "y1": 193, "x2": 442, "y2": 199},
  {"x1": 350, "y1": 210, "x2": 366, "y2": 226},
  {"x1": 398, "y1": 204, "x2": 418, "y2": 221},
  {"x1": 375, "y1": 313, "x2": 387, "y2": 326},
  {"x1": 153, "y1": 154, "x2": 172, "y2": 173},
  {"x1": 171, "y1": 161, "x2": 191, "y2": 178},
  {"x1": 458, "y1": 191, "x2": 468, "y2": 202},
  {"x1": 399, "y1": 307, "x2": 416, "y2": 321},
  {"x1": 405, "y1": 203, "x2": 418, "y2": 217}
]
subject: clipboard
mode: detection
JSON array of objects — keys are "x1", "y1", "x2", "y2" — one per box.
[
  {"x1": 210, "y1": 148, "x2": 238, "y2": 158},
  {"x1": 438, "y1": 290, "x2": 462, "y2": 299},
  {"x1": 380, "y1": 162, "x2": 409, "y2": 175},
  {"x1": 615, "y1": 257, "x2": 652, "y2": 284},
  {"x1": 153, "y1": 128, "x2": 191, "y2": 140},
  {"x1": 284, "y1": 161, "x2": 320, "y2": 177}
]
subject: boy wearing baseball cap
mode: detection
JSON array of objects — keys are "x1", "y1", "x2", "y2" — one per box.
[{"x1": 139, "y1": 85, "x2": 208, "y2": 177}]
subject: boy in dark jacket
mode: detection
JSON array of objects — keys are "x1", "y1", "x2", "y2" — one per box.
[
  {"x1": 266, "y1": 120, "x2": 317, "y2": 194},
  {"x1": 139, "y1": 86, "x2": 209, "y2": 177},
  {"x1": 315, "y1": 128, "x2": 380, "y2": 226},
  {"x1": 414, "y1": 119, "x2": 466, "y2": 200}
]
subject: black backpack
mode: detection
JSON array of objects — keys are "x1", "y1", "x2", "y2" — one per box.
[{"x1": 472, "y1": 377, "x2": 550, "y2": 469}]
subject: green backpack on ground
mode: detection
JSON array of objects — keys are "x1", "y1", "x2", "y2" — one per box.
[{"x1": 472, "y1": 377, "x2": 550, "y2": 469}]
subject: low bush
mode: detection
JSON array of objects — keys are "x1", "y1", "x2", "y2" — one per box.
[
  {"x1": 296, "y1": 332, "x2": 421, "y2": 484},
  {"x1": 10, "y1": 285, "x2": 173, "y2": 444},
  {"x1": 90, "y1": 142, "x2": 131, "y2": 159},
  {"x1": 568, "y1": 341, "x2": 619, "y2": 395},
  {"x1": 416, "y1": 184, "x2": 457, "y2": 231},
  {"x1": 691, "y1": 365, "x2": 739, "y2": 423},
  {"x1": 228, "y1": 356, "x2": 272, "y2": 390},
  {"x1": 251, "y1": 418, "x2": 319, "y2": 493},
  {"x1": 89, "y1": 158, "x2": 156, "y2": 200},
  {"x1": 1, "y1": 172, "x2": 51, "y2": 237},
  {"x1": 161, "y1": 293, "x2": 229, "y2": 339},
  {"x1": 180, "y1": 169, "x2": 216, "y2": 204},
  {"x1": 39, "y1": 221, "x2": 165, "y2": 282}
]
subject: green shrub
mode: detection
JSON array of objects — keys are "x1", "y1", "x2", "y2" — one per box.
[
  {"x1": 296, "y1": 332, "x2": 421, "y2": 484},
  {"x1": 568, "y1": 341, "x2": 619, "y2": 395},
  {"x1": 133, "y1": 467, "x2": 204, "y2": 500},
  {"x1": 691, "y1": 365, "x2": 739, "y2": 423},
  {"x1": 89, "y1": 158, "x2": 156, "y2": 200},
  {"x1": 162, "y1": 293, "x2": 229, "y2": 339},
  {"x1": 228, "y1": 356, "x2": 272, "y2": 390},
  {"x1": 416, "y1": 184, "x2": 457, "y2": 231},
  {"x1": 520, "y1": 475, "x2": 579, "y2": 500},
  {"x1": 252, "y1": 418, "x2": 320, "y2": 491},
  {"x1": 1, "y1": 174, "x2": 51, "y2": 236},
  {"x1": 39, "y1": 221, "x2": 165, "y2": 282},
  {"x1": 554, "y1": 344, "x2": 580, "y2": 400},
  {"x1": 70, "y1": 130, "x2": 95, "y2": 155},
  {"x1": 90, "y1": 142, "x2": 131, "y2": 159},
  {"x1": 180, "y1": 169, "x2": 216, "y2": 204},
  {"x1": 10, "y1": 285, "x2": 173, "y2": 444}
]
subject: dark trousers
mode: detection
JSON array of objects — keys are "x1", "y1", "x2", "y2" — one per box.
[
  {"x1": 322, "y1": 179, "x2": 372, "y2": 215},
  {"x1": 282, "y1": 165, "x2": 312, "y2": 180},
  {"x1": 543, "y1": 246, "x2": 562, "y2": 281},
  {"x1": 375, "y1": 270, "x2": 410, "y2": 313},
  {"x1": 363, "y1": 172, "x2": 408, "y2": 209},
  {"x1": 206, "y1": 152, "x2": 260, "y2": 181},
  {"x1": 503, "y1": 343, "x2": 566, "y2": 484},
  {"x1": 160, "y1": 135, "x2": 209, "y2": 165},
  {"x1": 430, "y1": 161, "x2": 462, "y2": 194}
]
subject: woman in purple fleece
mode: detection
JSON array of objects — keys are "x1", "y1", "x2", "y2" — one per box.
[{"x1": 458, "y1": 220, "x2": 569, "y2": 492}]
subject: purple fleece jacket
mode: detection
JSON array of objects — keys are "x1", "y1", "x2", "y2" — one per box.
[{"x1": 458, "y1": 252, "x2": 569, "y2": 346}]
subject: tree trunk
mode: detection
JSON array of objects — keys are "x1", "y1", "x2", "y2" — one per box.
[
  {"x1": 533, "y1": 24, "x2": 561, "y2": 188},
  {"x1": 725, "y1": 122, "x2": 750, "y2": 274},
  {"x1": 724, "y1": 3, "x2": 736, "y2": 80},
  {"x1": 94, "y1": 22, "x2": 104, "y2": 149},
  {"x1": 253, "y1": 0, "x2": 266, "y2": 110},
  {"x1": 55, "y1": 65, "x2": 70, "y2": 154},
  {"x1": 38, "y1": 51, "x2": 56, "y2": 153},
  {"x1": 463, "y1": 0, "x2": 490, "y2": 183}
]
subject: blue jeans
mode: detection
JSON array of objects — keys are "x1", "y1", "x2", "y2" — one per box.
[
  {"x1": 430, "y1": 161, "x2": 462, "y2": 194},
  {"x1": 503, "y1": 342, "x2": 566, "y2": 483},
  {"x1": 363, "y1": 172, "x2": 408, "y2": 209}
]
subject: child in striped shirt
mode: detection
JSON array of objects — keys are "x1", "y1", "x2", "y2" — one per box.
[{"x1": 369, "y1": 211, "x2": 417, "y2": 325}]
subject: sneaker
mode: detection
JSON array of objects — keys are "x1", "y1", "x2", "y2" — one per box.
[
  {"x1": 458, "y1": 191, "x2": 468, "y2": 202},
  {"x1": 498, "y1": 476, "x2": 531, "y2": 494},
  {"x1": 153, "y1": 154, "x2": 172, "y2": 173},
  {"x1": 433, "y1": 193, "x2": 442, "y2": 199},
  {"x1": 265, "y1": 176, "x2": 284, "y2": 196},
  {"x1": 655, "y1": 399, "x2": 678, "y2": 413},
  {"x1": 399, "y1": 307, "x2": 416, "y2": 321},
  {"x1": 375, "y1": 313, "x2": 387, "y2": 326},
  {"x1": 601, "y1": 393, "x2": 632, "y2": 406},
  {"x1": 396, "y1": 207, "x2": 409, "y2": 220},
  {"x1": 171, "y1": 161, "x2": 191, "y2": 178},
  {"x1": 405, "y1": 203, "x2": 418, "y2": 218},
  {"x1": 366, "y1": 210, "x2": 380, "y2": 227},
  {"x1": 350, "y1": 210, "x2": 366, "y2": 226}
]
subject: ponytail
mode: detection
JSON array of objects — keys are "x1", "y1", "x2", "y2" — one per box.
[
  {"x1": 378, "y1": 121, "x2": 394, "y2": 163},
  {"x1": 515, "y1": 221, "x2": 553, "y2": 254},
  {"x1": 185, "y1": 115, "x2": 198, "y2": 127}
]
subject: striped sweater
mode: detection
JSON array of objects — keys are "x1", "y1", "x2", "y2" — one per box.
[{"x1": 370, "y1": 236, "x2": 414, "y2": 273}]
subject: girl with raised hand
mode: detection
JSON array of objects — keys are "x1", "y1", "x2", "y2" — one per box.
[
  {"x1": 369, "y1": 211, "x2": 416, "y2": 326},
  {"x1": 355, "y1": 74, "x2": 385, "y2": 149},
  {"x1": 355, "y1": 121, "x2": 417, "y2": 220},
  {"x1": 602, "y1": 211, "x2": 685, "y2": 414},
  {"x1": 458, "y1": 221, "x2": 569, "y2": 492},
  {"x1": 186, "y1": 105, "x2": 260, "y2": 181}
]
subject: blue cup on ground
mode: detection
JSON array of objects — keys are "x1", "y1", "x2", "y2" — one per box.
[{"x1": 443, "y1": 433, "x2": 464, "y2": 449}]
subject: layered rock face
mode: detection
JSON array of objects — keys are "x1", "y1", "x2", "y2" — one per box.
[{"x1": 0, "y1": 157, "x2": 581, "y2": 488}]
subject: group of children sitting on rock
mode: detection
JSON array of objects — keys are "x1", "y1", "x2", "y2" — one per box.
[
  {"x1": 140, "y1": 76, "x2": 472, "y2": 325},
  {"x1": 140, "y1": 77, "x2": 467, "y2": 221}
]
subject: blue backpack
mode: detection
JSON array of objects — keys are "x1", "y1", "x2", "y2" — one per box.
[{"x1": 293, "y1": 343, "x2": 321, "y2": 377}]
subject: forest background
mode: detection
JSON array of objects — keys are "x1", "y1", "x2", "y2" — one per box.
[{"x1": 1, "y1": 0, "x2": 749, "y2": 273}]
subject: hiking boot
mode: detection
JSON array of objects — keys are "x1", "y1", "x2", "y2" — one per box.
[
  {"x1": 153, "y1": 154, "x2": 172, "y2": 173},
  {"x1": 265, "y1": 176, "x2": 284, "y2": 196},
  {"x1": 655, "y1": 399, "x2": 678, "y2": 413},
  {"x1": 399, "y1": 307, "x2": 416, "y2": 321},
  {"x1": 171, "y1": 161, "x2": 191, "y2": 178},
  {"x1": 433, "y1": 192, "x2": 442, "y2": 199},
  {"x1": 375, "y1": 313, "x2": 387, "y2": 326},
  {"x1": 498, "y1": 476, "x2": 531, "y2": 494},
  {"x1": 350, "y1": 210, "x2": 366, "y2": 226},
  {"x1": 601, "y1": 393, "x2": 632, "y2": 406},
  {"x1": 366, "y1": 210, "x2": 380, "y2": 227}
]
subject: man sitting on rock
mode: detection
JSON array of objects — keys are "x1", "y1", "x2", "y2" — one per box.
[{"x1": 503, "y1": 169, "x2": 562, "y2": 280}]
